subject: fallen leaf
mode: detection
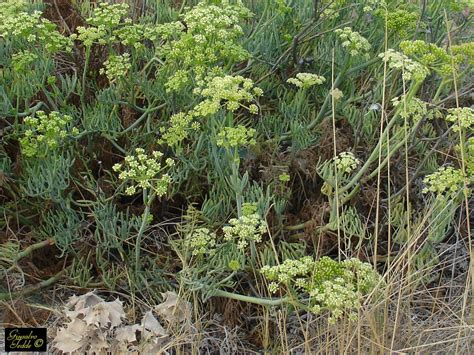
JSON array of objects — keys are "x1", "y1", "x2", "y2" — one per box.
[
  {"x1": 154, "y1": 291, "x2": 191, "y2": 324},
  {"x1": 53, "y1": 319, "x2": 88, "y2": 353}
]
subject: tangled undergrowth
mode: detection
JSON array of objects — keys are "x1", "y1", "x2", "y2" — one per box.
[{"x1": 0, "y1": 0, "x2": 473, "y2": 353}]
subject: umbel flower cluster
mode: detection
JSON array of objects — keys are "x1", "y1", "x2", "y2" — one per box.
[
  {"x1": 187, "y1": 228, "x2": 217, "y2": 256},
  {"x1": 392, "y1": 95, "x2": 428, "y2": 122},
  {"x1": 333, "y1": 152, "x2": 361, "y2": 174},
  {"x1": 216, "y1": 125, "x2": 257, "y2": 150},
  {"x1": 261, "y1": 256, "x2": 381, "y2": 323},
  {"x1": 100, "y1": 53, "x2": 131, "y2": 82},
  {"x1": 20, "y1": 111, "x2": 78, "y2": 158},
  {"x1": 193, "y1": 75, "x2": 263, "y2": 116},
  {"x1": 165, "y1": 2, "x2": 252, "y2": 77},
  {"x1": 422, "y1": 166, "x2": 468, "y2": 196},
  {"x1": 287, "y1": 73, "x2": 326, "y2": 89},
  {"x1": 0, "y1": 10, "x2": 73, "y2": 53},
  {"x1": 75, "y1": 3, "x2": 130, "y2": 47},
  {"x1": 11, "y1": 50, "x2": 38, "y2": 73},
  {"x1": 335, "y1": 27, "x2": 371, "y2": 57},
  {"x1": 379, "y1": 49, "x2": 430, "y2": 82},
  {"x1": 445, "y1": 107, "x2": 474, "y2": 132},
  {"x1": 113, "y1": 149, "x2": 174, "y2": 196},
  {"x1": 223, "y1": 213, "x2": 267, "y2": 251},
  {"x1": 160, "y1": 74, "x2": 262, "y2": 148}
]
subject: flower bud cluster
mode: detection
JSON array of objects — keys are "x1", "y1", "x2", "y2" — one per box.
[
  {"x1": 113, "y1": 149, "x2": 174, "y2": 196},
  {"x1": 20, "y1": 111, "x2": 78, "y2": 158},
  {"x1": 287, "y1": 73, "x2": 326, "y2": 89},
  {"x1": 335, "y1": 27, "x2": 371, "y2": 57},
  {"x1": 385, "y1": 10, "x2": 419, "y2": 38},
  {"x1": 223, "y1": 213, "x2": 267, "y2": 251},
  {"x1": 379, "y1": 49, "x2": 429, "y2": 82}
]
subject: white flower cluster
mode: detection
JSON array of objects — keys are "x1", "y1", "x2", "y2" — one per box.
[
  {"x1": 333, "y1": 152, "x2": 361, "y2": 174},
  {"x1": 75, "y1": 3, "x2": 130, "y2": 47},
  {"x1": 187, "y1": 228, "x2": 216, "y2": 256},
  {"x1": 392, "y1": 95, "x2": 428, "y2": 122},
  {"x1": 113, "y1": 148, "x2": 174, "y2": 196},
  {"x1": 422, "y1": 166, "x2": 468, "y2": 196},
  {"x1": 335, "y1": 27, "x2": 371, "y2": 57},
  {"x1": 445, "y1": 107, "x2": 474, "y2": 132},
  {"x1": 216, "y1": 125, "x2": 257, "y2": 150},
  {"x1": 223, "y1": 213, "x2": 267, "y2": 251},
  {"x1": 260, "y1": 256, "x2": 314, "y2": 285},
  {"x1": 20, "y1": 111, "x2": 78, "y2": 158},
  {"x1": 86, "y1": 3, "x2": 129, "y2": 28},
  {"x1": 260, "y1": 256, "x2": 381, "y2": 323},
  {"x1": 379, "y1": 49, "x2": 430, "y2": 82},
  {"x1": 287, "y1": 73, "x2": 326, "y2": 89},
  {"x1": 100, "y1": 53, "x2": 131, "y2": 82},
  {"x1": 0, "y1": 10, "x2": 73, "y2": 52},
  {"x1": 193, "y1": 74, "x2": 263, "y2": 116}
]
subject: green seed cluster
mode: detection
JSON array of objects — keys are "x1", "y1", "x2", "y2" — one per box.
[
  {"x1": 445, "y1": 107, "x2": 474, "y2": 132},
  {"x1": 333, "y1": 152, "x2": 361, "y2": 174},
  {"x1": 261, "y1": 256, "x2": 381, "y2": 323},
  {"x1": 193, "y1": 75, "x2": 263, "y2": 116},
  {"x1": 0, "y1": 10, "x2": 73, "y2": 52},
  {"x1": 113, "y1": 149, "x2": 174, "y2": 196},
  {"x1": 100, "y1": 53, "x2": 131, "y2": 82},
  {"x1": 216, "y1": 125, "x2": 257, "y2": 150},
  {"x1": 335, "y1": 27, "x2": 371, "y2": 57},
  {"x1": 20, "y1": 111, "x2": 78, "y2": 158},
  {"x1": 422, "y1": 166, "x2": 467, "y2": 196},
  {"x1": 379, "y1": 49, "x2": 429, "y2": 82},
  {"x1": 287, "y1": 73, "x2": 326, "y2": 89},
  {"x1": 223, "y1": 213, "x2": 267, "y2": 251},
  {"x1": 187, "y1": 228, "x2": 217, "y2": 256}
]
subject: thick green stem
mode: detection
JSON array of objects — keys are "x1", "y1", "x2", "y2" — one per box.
[{"x1": 213, "y1": 289, "x2": 288, "y2": 307}]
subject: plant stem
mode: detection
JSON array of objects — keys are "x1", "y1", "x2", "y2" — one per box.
[{"x1": 213, "y1": 289, "x2": 287, "y2": 307}]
